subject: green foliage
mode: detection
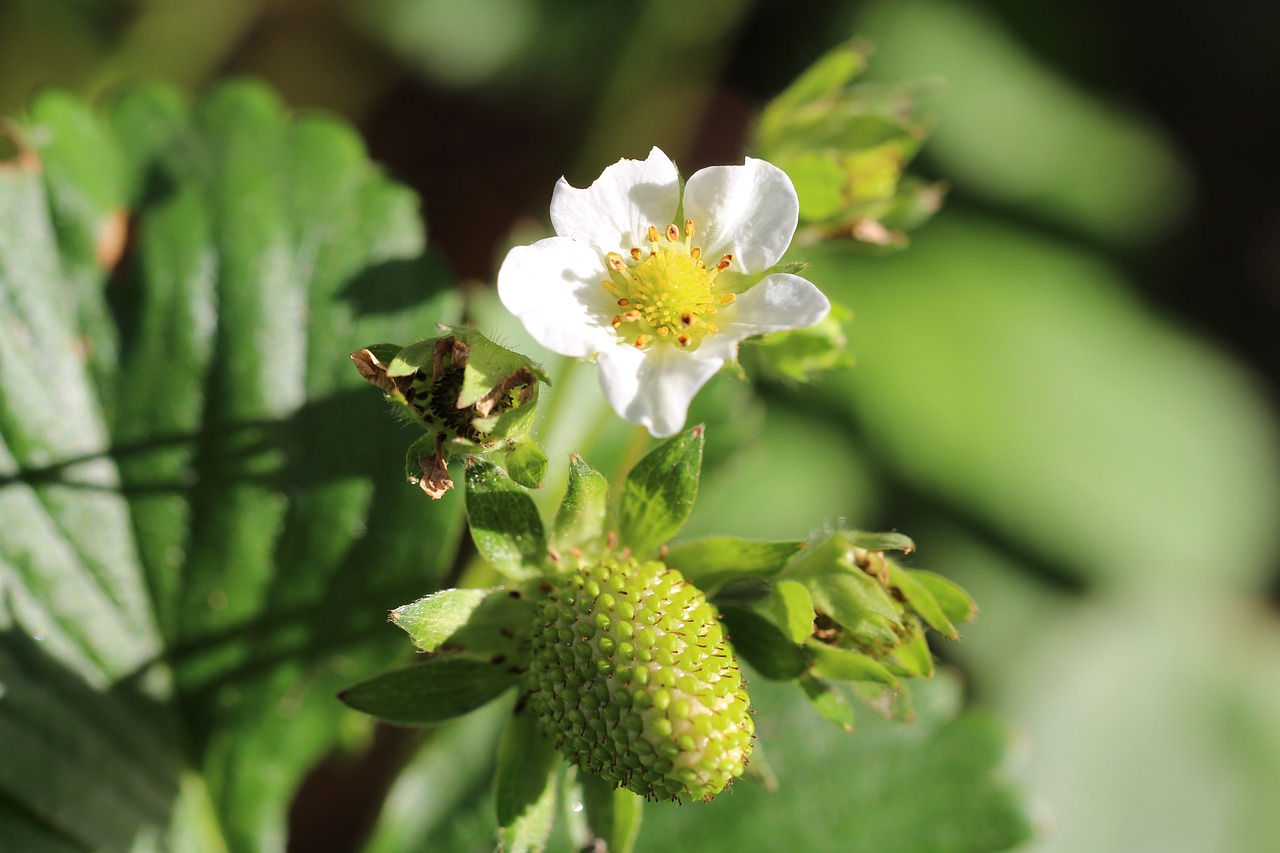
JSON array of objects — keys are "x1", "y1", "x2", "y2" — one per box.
[
  {"x1": 339, "y1": 658, "x2": 518, "y2": 725},
  {"x1": 0, "y1": 81, "x2": 463, "y2": 851},
  {"x1": 616, "y1": 426, "x2": 705, "y2": 557}
]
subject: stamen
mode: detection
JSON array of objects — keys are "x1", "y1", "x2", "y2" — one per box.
[
  {"x1": 680, "y1": 313, "x2": 693, "y2": 327},
  {"x1": 705, "y1": 322, "x2": 719, "y2": 334},
  {"x1": 656, "y1": 327, "x2": 669, "y2": 336},
  {"x1": 634, "y1": 334, "x2": 651, "y2": 348},
  {"x1": 677, "y1": 334, "x2": 692, "y2": 347},
  {"x1": 612, "y1": 315, "x2": 624, "y2": 328},
  {"x1": 647, "y1": 225, "x2": 660, "y2": 243},
  {"x1": 602, "y1": 279, "x2": 620, "y2": 294},
  {"x1": 617, "y1": 298, "x2": 630, "y2": 306},
  {"x1": 715, "y1": 254, "x2": 733, "y2": 272},
  {"x1": 690, "y1": 246, "x2": 702, "y2": 260},
  {"x1": 665, "y1": 224, "x2": 680, "y2": 242},
  {"x1": 630, "y1": 247, "x2": 642, "y2": 260},
  {"x1": 607, "y1": 252, "x2": 627, "y2": 271},
  {"x1": 685, "y1": 219, "x2": 695, "y2": 237},
  {"x1": 719, "y1": 292, "x2": 736, "y2": 305}
]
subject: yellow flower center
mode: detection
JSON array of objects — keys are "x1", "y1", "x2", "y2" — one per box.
[{"x1": 601, "y1": 220, "x2": 736, "y2": 350}]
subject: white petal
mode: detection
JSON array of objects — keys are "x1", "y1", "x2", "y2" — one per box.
[
  {"x1": 717, "y1": 273, "x2": 831, "y2": 338},
  {"x1": 682, "y1": 158, "x2": 799, "y2": 273},
  {"x1": 497, "y1": 237, "x2": 618, "y2": 358},
  {"x1": 550, "y1": 147, "x2": 681, "y2": 251},
  {"x1": 596, "y1": 344, "x2": 725, "y2": 438}
]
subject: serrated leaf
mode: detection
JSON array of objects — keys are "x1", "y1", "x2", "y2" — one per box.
[
  {"x1": 552, "y1": 454, "x2": 608, "y2": 552},
  {"x1": 494, "y1": 709, "x2": 560, "y2": 828},
  {"x1": 1, "y1": 81, "x2": 466, "y2": 851},
  {"x1": 664, "y1": 536, "x2": 805, "y2": 594},
  {"x1": 464, "y1": 458, "x2": 547, "y2": 578},
  {"x1": 719, "y1": 604, "x2": 808, "y2": 681},
  {"x1": 773, "y1": 579, "x2": 816, "y2": 644},
  {"x1": 580, "y1": 770, "x2": 644, "y2": 853},
  {"x1": 807, "y1": 641, "x2": 900, "y2": 686},
  {"x1": 616, "y1": 426, "x2": 704, "y2": 556},
  {"x1": 338, "y1": 657, "x2": 516, "y2": 725}
]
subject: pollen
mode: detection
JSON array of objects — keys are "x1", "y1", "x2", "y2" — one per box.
[{"x1": 600, "y1": 219, "x2": 735, "y2": 352}]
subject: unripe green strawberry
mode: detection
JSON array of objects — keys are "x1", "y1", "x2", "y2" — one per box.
[{"x1": 526, "y1": 557, "x2": 753, "y2": 802}]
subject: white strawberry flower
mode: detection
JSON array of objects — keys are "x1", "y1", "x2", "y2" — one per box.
[{"x1": 497, "y1": 147, "x2": 830, "y2": 437}]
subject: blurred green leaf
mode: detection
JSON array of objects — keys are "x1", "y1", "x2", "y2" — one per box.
[
  {"x1": 807, "y1": 641, "x2": 900, "y2": 686},
  {"x1": 911, "y1": 570, "x2": 978, "y2": 628},
  {"x1": 494, "y1": 708, "x2": 560, "y2": 828},
  {"x1": 339, "y1": 657, "x2": 516, "y2": 725},
  {"x1": 811, "y1": 215, "x2": 1280, "y2": 592},
  {"x1": 860, "y1": 0, "x2": 1189, "y2": 243},
  {"x1": 773, "y1": 579, "x2": 816, "y2": 644},
  {"x1": 616, "y1": 426, "x2": 704, "y2": 557},
  {"x1": 1, "y1": 80, "x2": 464, "y2": 850},
  {"x1": 799, "y1": 674, "x2": 856, "y2": 732},
  {"x1": 580, "y1": 771, "x2": 644, "y2": 853},
  {"x1": 465, "y1": 458, "x2": 548, "y2": 578},
  {"x1": 390, "y1": 588, "x2": 493, "y2": 652},
  {"x1": 887, "y1": 563, "x2": 957, "y2": 639}
]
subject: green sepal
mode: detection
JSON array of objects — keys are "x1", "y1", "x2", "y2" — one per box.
[
  {"x1": 390, "y1": 587, "x2": 535, "y2": 663},
  {"x1": 785, "y1": 536, "x2": 904, "y2": 643},
  {"x1": 719, "y1": 604, "x2": 808, "y2": 681},
  {"x1": 663, "y1": 536, "x2": 806, "y2": 594},
  {"x1": 389, "y1": 588, "x2": 490, "y2": 652},
  {"x1": 616, "y1": 425, "x2": 704, "y2": 557},
  {"x1": 495, "y1": 707, "x2": 561, "y2": 829},
  {"x1": 552, "y1": 454, "x2": 608, "y2": 552},
  {"x1": 806, "y1": 641, "x2": 900, "y2": 687},
  {"x1": 886, "y1": 620, "x2": 935, "y2": 679},
  {"x1": 799, "y1": 673, "x2": 855, "y2": 732},
  {"x1": 580, "y1": 769, "x2": 644, "y2": 853},
  {"x1": 910, "y1": 570, "x2": 978, "y2": 627},
  {"x1": 772, "y1": 579, "x2": 816, "y2": 644},
  {"x1": 503, "y1": 438, "x2": 548, "y2": 490},
  {"x1": 338, "y1": 657, "x2": 517, "y2": 725},
  {"x1": 848, "y1": 531, "x2": 916, "y2": 554},
  {"x1": 757, "y1": 41, "x2": 869, "y2": 151},
  {"x1": 887, "y1": 562, "x2": 957, "y2": 640},
  {"x1": 464, "y1": 458, "x2": 547, "y2": 580}
]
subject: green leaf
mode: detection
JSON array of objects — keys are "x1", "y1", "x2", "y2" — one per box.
[
  {"x1": 499, "y1": 766, "x2": 560, "y2": 853},
  {"x1": 338, "y1": 657, "x2": 516, "y2": 725},
  {"x1": 806, "y1": 642, "x2": 900, "y2": 686},
  {"x1": 552, "y1": 454, "x2": 608, "y2": 552},
  {"x1": 664, "y1": 536, "x2": 806, "y2": 594},
  {"x1": 719, "y1": 604, "x2": 808, "y2": 681},
  {"x1": 616, "y1": 426, "x2": 704, "y2": 556},
  {"x1": 580, "y1": 771, "x2": 644, "y2": 853},
  {"x1": 494, "y1": 708, "x2": 561, "y2": 828},
  {"x1": 464, "y1": 458, "x2": 547, "y2": 579},
  {"x1": 772, "y1": 579, "x2": 816, "y2": 643},
  {"x1": 1, "y1": 81, "x2": 465, "y2": 850}
]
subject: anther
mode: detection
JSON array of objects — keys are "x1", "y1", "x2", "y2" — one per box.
[
  {"x1": 715, "y1": 254, "x2": 733, "y2": 271},
  {"x1": 690, "y1": 246, "x2": 702, "y2": 260},
  {"x1": 657, "y1": 327, "x2": 669, "y2": 336},
  {"x1": 665, "y1": 224, "x2": 680, "y2": 242},
  {"x1": 677, "y1": 334, "x2": 692, "y2": 347},
  {"x1": 685, "y1": 219, "x2": 695, "y2": 237},
  {"x1": 680, "y1": 313, "x2": 693, "y2": 327},
  {"x1": 647, "y1": 225, "x2": 660, "y2": 242},
  {"x1": 607, "y1": 252, "x2": 627, "y2": 271},
  {"x1": 634, "y1": 334, "x2": 651, "y2": 348},
  {"x1": 630, "y1": 247, "x2": 642, "y2": 260},
  {"x1": 719, "y1": 292, "x2": 736, "y2": 305},
  {"x1": 612, "y1": 315, "x2": 624, "y2": 328},
  {"x1": 602, "y1": 279, "x2": 620, "y2": 294},
  {"x1": 705, "y1": 322, "x2": 719, "y2": 334},
  {"x1": 617, "y1": 298, "x2": 630, "y2": 307}
]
